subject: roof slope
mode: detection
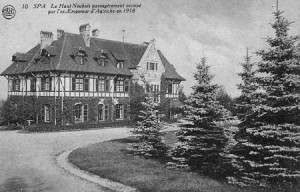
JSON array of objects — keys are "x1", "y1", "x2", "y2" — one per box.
[
  {"x1": 158, "y1": 50, "x2": 186, "y2": 81},
  {"x1": 1, "y1": 33, "x2": 185, "y2": 81}
]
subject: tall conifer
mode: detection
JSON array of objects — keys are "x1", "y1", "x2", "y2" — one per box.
[
  {"x1": 229, "y1": 11, "x2": 300, "y2": 187},
  {"x1": 168, "y1": 58, "x2": 231, "y2": 176}
]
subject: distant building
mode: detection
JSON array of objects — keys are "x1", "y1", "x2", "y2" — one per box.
[{"x1": 1, "y1": 24, "x2": 185, "y2": 127}]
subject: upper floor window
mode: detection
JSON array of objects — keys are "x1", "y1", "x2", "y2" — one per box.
[
  {"x1": 115, "y1": 80, "x2": 124, "y2": 92},
  {"x1": 12, "y1": 79, "x2": 20, "y2": 91},
  {"x1": 30, "y1": 78, "x2": 36, "y2": 92},
  {"x1": 167, "y1": 83, "x2": 172, "y2": 94},
  {"x1": 117, "y1": 61, "x2": 124, "y2": 69},
  {"x1": 146, "y1": 84, "x2": 159, "y2": 93},
  {"x1": 96, "y1": 79, "x2": 110, "y2": 92},
  {"x1": 166, "y1": 83, "x2": 179, "y2": 94},
  {"x1": 41, "y1": 77, "x2": 52, "y2": 91},
  {"x1": 114, "y1": 78, "x2": 129, "y2": 92},
  {"x1": 72, "y1": 77, "x2": 89, "y2": 91},
  {"x1": 147, "y1": 62, "x2": 158, "y2": 71}
]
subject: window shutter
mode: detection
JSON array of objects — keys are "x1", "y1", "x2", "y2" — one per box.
[
  {"x1": 49, "y1": 77, "x2": 52, "y2": 91},
  {"x1": 83, "y1": 105, "x2": 88, "y2": 121},
  {"x1": 96, "y1": 79, "x2": 99, "y2": 92},
  {"x1": 72, "y1": 78, "x2": 76, "y2": 91},
  {"x1": 114, "y1": 81, "x2": 116, "y2": 92},
  {"x1": 105, "y1": 79, "x2": 110, "y2": 92},
  {"x1": 41, "y1": 105, "x2": 45, "y2": 122},
  {"x1": 41, "y1": 78, "x2": 45, "y2": 91},
  {"x1": 124, "y1": 81, "x2": 129, "y2": 92},
  {"x1": 72, "y1": 104, "x2": 75, "y2": 122},
  {"x1": 124, "y1": 104, "x2": 128, "y2": 119},
  {"x1": 105, "y1": 105, "x2": 109, "y2": 121},
  {"x1": 84, "y1": 79, "x2": 89, "y2": 92}
]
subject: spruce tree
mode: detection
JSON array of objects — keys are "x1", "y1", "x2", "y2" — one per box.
[
  {"x1": 167, "y1": 58, "x2": 231, "y2": 176},
  {"x1": 131, "y1": 91, "x2": 166, "y2": 158},
  {"x1": 235, "y1": 51, "x2": 257, "y2": 123},
  {"x1": 228, "y1": 11, "x2": 300, "y2": 187}
]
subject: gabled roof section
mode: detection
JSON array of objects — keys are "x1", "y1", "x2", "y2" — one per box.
[{"x1": 123, "y1": 43, "x2": 147, "y2": 68}]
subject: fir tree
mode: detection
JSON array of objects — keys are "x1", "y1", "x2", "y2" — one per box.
[
  {"x1": 167, "y1": 58, "x2": 231, "y2": 177},
  {"x1": 131, "y1": 91, "x2": 167, "y2": 158},
  {"x1": 228, "y1": 11, "x2": 300, "y2": 187}
]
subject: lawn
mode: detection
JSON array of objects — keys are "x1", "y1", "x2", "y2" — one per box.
[{"x1": 68, "y1": 131, "x2": 296, "y2": 192}]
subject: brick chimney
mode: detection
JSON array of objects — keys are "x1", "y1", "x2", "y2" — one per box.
[
  {"x1": 40, "y1": 31, "x2": 53, "y2": 50},
  {"x1": 79, "y1": 23, "x2": 91, "y2": 47},
  {"x1": 92, "y1": 29, "x2": 99, "y2": 38},
  {"x1": 57, "y1": 29, "x2": 64, "y2": 39}
]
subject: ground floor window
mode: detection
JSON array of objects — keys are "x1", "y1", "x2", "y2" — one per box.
[
  {"x1": 105, "y1": 105, "x2": 109, "y2": 121},
  {"x1": 98, "y1": 104, "x2": 104, "y2": 121},
  {"x1": 41, "y1": 104, "x2": 50, "y2": 122},
  {"x1": 73, "y1": 103, "x2": 88, "y2": 122},
  {"x1": 115, "y1": 104, "x2": 124, "y2": 120},
  {"x1": 98, "y1": 104, "x2": 110, "y2": 121}
]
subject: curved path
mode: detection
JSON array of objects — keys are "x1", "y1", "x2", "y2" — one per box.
[{"x1": 0, "y1": 128, "x2": 132, "y2": 192}]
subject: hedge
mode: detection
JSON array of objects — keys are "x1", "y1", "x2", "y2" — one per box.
[{"x1": 25, "y1": 120, "x2": 134, "y2": 132}]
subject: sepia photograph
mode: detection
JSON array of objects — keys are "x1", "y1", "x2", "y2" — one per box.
[{"x1": 0, "y1": 0, "x2": 300, "y2": 191}]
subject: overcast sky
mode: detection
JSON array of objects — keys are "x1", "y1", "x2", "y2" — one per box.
[{"x1": 0, "y1": 0, "x2": 300, "y2": 100}]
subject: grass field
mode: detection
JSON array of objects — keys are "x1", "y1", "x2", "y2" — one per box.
[{"x1": 68, "y1": 131, "x2": 298, "y2": 192}]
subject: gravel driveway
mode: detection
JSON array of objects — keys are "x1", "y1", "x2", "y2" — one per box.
[{"x1": 0, "y1": 128, "x2": 132, "y2": 192}]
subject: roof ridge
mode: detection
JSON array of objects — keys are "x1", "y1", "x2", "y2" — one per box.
[{"x1": 65, "y1": 32, "x2": 147, "y2": 48}]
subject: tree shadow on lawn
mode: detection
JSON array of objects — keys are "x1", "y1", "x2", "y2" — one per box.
[{"x1": 111, "y1": 134, "x2": 300, "y2": 192}]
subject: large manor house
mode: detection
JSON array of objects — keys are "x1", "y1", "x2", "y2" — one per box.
[{"x1": 1, "y1": 24, "x2": 185, "y2": 127}]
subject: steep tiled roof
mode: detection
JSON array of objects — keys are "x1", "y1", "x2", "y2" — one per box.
[
  {"x1": 158, "y1": 50, "x2": 186, "y2": 81},
  {"x1": 1, "y1": 32, "x2": 185, "y2": 81}
]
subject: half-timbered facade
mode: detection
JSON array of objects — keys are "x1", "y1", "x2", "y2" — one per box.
[{"x1": 1, "y1": 24, "x2": 185, "y2": 127}]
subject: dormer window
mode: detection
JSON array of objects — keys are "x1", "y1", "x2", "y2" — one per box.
[
  {"x1": 40, "y1": 46, "x2": 57, "y2": 64},
  {"x1": 12, "y1": 53, "x2": 27, "y2": 67},
  {"x1": 71, "y1": 47, "x2": 88, "y2": 65},
  {"x1": 117, "y1": 61, "x2": 124, "y2": 69},
  {"x1": 147, "y1": 62, "x2": 158, "y2": 70},
  {"x1": 78, "y1": 52, "x2": 85, "y2": 65},
  {"x1": 94, "y1": 50, "x2": 108, "y2": 67}
]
